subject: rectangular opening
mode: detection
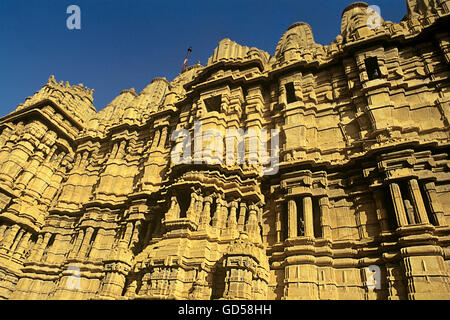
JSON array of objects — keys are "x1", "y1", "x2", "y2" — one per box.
[
  {"x1": 382, "y1": 187, "x2": 398, "y2": 230},
  {"x1": 313, "y1": 198, "x2": 322, "y2": 238},
  {"x1": 365, "y1": 57, "x2": 382, "y2": 80},
  {"x1": 399, "y1": 181, "x2": 417, "y2": 225},
  {"x1": 295, "y1": 198, "x2": 304, "y2": 237},
  {"x1": 285, "y1": 82, "x2": 297, "y2": 104},
  {"x1": 177, "y1": 192, "x2": 191, "y2": 219},
  {"x1": 210, "y1": 198, "x2": 217, "y2": 226},
  {"x1": 204, "y1": 95, "x2": 222, "y2": 113},
  {"x1": 282, "y1": 202, "x2": 288, "y2": 241}
]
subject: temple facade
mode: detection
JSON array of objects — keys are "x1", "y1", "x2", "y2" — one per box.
[{"x1": 1, "y1": 0, "x2": 450, "y2": 300}]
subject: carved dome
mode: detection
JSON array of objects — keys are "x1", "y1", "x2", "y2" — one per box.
[
  {"x1": 207, "y1": 38, "x2": 251, "y2": 65},
  {"x1": 274, "y1": 22, "x2": 318, "y2": 60},
  {"x1": 340, "y1": 2, "x2": 385, "y2": 42}
]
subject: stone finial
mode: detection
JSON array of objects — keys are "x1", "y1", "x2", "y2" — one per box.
[{"x1": 48, "y1": 75, "x2": 56, "y2": 85}]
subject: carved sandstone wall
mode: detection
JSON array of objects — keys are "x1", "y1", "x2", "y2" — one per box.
[{"x1": 0, "y1": 0, "x2": 450, "y2": 300}]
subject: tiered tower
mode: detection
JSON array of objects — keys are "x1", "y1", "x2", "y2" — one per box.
[{"x1": 1, "y1": 0, "x2": 450, "y2": 300}]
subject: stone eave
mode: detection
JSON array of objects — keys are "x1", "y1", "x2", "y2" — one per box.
[
  {"x1": 268, "y1": 58, "x2": 329, "y2": 80},
  {"x1": 183, "y1": 58, "x2": 266, "y2": 91},
  {"x1": 267, "y1": 34, "x2": 406, "y2": 80},
  {"x1": 341, "y1": 14, "x2": 450, "y2": 54},
  {"x1": 142, "y1": 106, "x2": 178, "y2": 126},
  {"x1": 269, "y1": 14, "x2": 450, "y2": 81},
  {"x1": 167, "y1": 162, "x2": 261, "y2": 182},
  {"x1": 74, "y1": 106, "x2": 177, "y2": 145},
  {"x1": 0, "y1": 102, "x2": 80, "y2": 146},
  {"x1": 275, "y1": 140, "x2": 450, "y2": 180},
  {"x1": 22, "y1": 98, "x2": 85, "y2": 130},
  {"x1": 74, "y1": 134, "x2": 104, "y2": 147},
  {"x1": 181, "y1": 73, "x2": 269, "y2": 104}
]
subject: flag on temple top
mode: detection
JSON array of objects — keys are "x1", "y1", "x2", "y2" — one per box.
[{"x1": 182, "y1": 47, "x2": 192, "y2": 72}]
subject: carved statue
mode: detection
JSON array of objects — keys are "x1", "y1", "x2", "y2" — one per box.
[{"x1": 166, "y1": 196, "x2": 180, "y2": 220}]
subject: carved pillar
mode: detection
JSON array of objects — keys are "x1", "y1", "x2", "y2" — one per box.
[
  {"x1": 77, "y1": 227, "x2": 94, "y2": 258},
  {"x1": 275, "y1": 204, "x2": 282, "y2": 242},
  {"x1": 68, "y1": 230, "x2": 84, "y2": 259},
  {"x1": 100, "y1": 261, "x2": 131, "y2": 298},
  {"x1": 80, "y1": 151, "x2": 89, "y2": 168},
  {"x1": 373, "y1": 189, "x2": 391, "y2": 233},
  {"x1": 227, "y1": 201, "x2": 238, "y2": 234},
  {"x1": 32, "y1": 232, "x2": 51, "y2": 262},
  {"x1": 0, "y1": 141, "x2": 34, "y2": 185},
  {"x1": 119, "y1": 140, "x2": 129, "y2": 159},
  {"x1": 1, "y1": 224, "x2": 20, "y2": 249},
  {"x1": 219, "y1": 202, "x2": 229, "y2": 232},
  {"x1": 158, "y1": 127, "x2": 168, "y2": 149},
  {"x1": 125, "y1": 278, "x2": 138, "y2": 297},
  {"x1": 245, "y1": 205, "x2": 259, "y2": 242},
  {"x1": 389, "y1": 182, "x2": 408, "y2": 227},
  {"x1": 211, "y1": 196, "x2": 222, "y2": 228},
  {"x1": 29, "y1": 234, "x2": 43, "y2": 260},
  {"x1": 14, "y1": 150, "x2": 45, "y2": 191},
  {"x1": 100, "y1": 226, "x2": 135, "y2": 297},
  {"x1": 41, "y1": 163, "x2": 68, "y2": 203},
  {"x1": 26, "y1": 150, "x2": 63, "y2": 200},
  {"x1": 0, "y1": 126, "x2": 13, "y2": 148},
  {"x1": 319, "y1": 197, "x2": 332, "y2": 239},
  {"x1": 223, "y1": 256, "x2": 255, "y2": 300},
  {"x1": 194, "y1": 194, "x2": 204, "y2": 226},
  {"x1": 404, "y1": 199, "x2": 416, "y2": 225},
  {"x1": 45, "y1": 144, "x2": 58, "y2": 162},
  {"x1": 303, "y1": 197, "x2": 314, "y2": 237},
  {"x1": 189, "y1": 268, "x2": 210, "y2": 299},
  {"x1": 237, "y1": 202, "x2": 247, "y2": 232},
  {"x1": 108, "y1": 143, "x2": 118, "y2": 161},
  {"x1": 9, "y1": 229, "x2": 25, "y2": 252},
  {"x1": 121, "y1": 222, "x2": 134, "y2": 248},
  {"x1": 44, "y1": 233, "x2": 64, "y2": 263},
  {"x1": 423, "y1": 181, "x2": 446, "y2": 226},
  {"x1": 88, "y1": 228, "x2": 108, "y2": 259},
  {"x1": 407, "y1": 179, "x2": 429, "y2": 224},
  {"x1": 185, "y1": 192, "x2": 197, "y2": 222},
  {"x1": 199, "y1": 196, "x2": 212, "y2": 229},
  {"x1": 0, "y1": 224, "x2": 7, "y2": 241},
  {"x1": 151, "y1": 129, "x2": 161, "y2": 150},
  {"x1": 222, "y1": 234, "x2": 267, "y2": 300},
  {"x1": 14, "y1": 232, "x2": 31, "y2": 256},
  {"x1": 288, "y1": 199, "x2": 297, "y2": 238},
  {"x1": 0, "y1": 138, "x2": 15, "y2": 164}
]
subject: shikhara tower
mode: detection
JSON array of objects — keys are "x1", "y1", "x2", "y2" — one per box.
[{"x1": 1, "y1": 0, "x2": 450, "y2": 300}]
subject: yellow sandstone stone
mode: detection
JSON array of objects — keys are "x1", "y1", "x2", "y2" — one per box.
[{"x1": 0, "y1": 0, "x2": 450, "y2": 300}]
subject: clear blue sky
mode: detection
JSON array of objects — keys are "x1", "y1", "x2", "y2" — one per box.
[{"x1": 0, "y1": 0, "x2": 406, "y2": 115}]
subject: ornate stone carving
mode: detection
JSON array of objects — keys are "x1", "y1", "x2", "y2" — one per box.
[{"x1": 0, "y1": 0, "x2": 449, "y2": 300}]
